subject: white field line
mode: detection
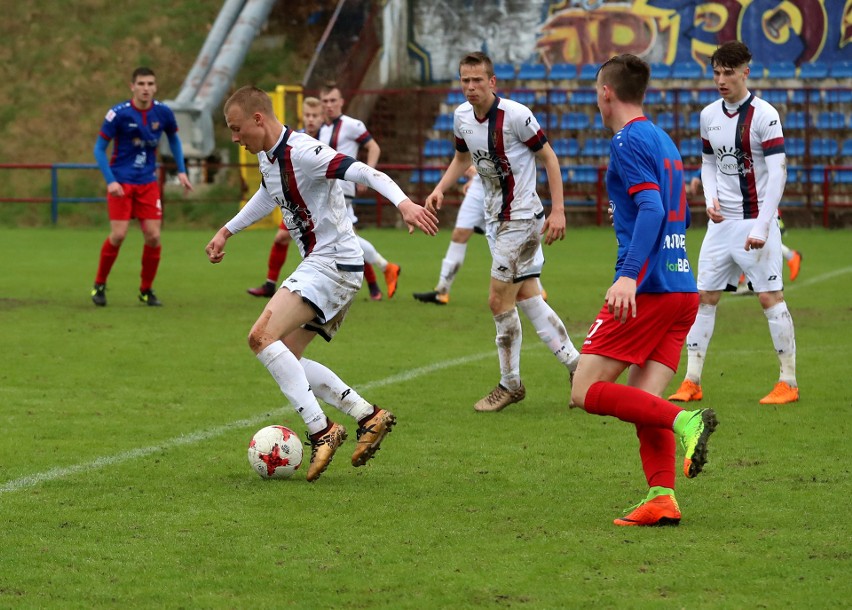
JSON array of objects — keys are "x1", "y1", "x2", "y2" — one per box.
[{"x1": 0, "y1": 350, "x2": 496, "y2": 495}]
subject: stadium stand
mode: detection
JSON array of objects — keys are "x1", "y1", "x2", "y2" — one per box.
[
  {"x1": 548, "y1": 63, "x2": 576, "y2": 81},
  {"x1": 517, "y1": 63, "x2": 546, "y2": 81},
  {"x1": 766, "y1": 61, "x2": 797, "y2": 79},
  {"x1": 800, "y1": 61, "x2": 829, "y2": 80}
]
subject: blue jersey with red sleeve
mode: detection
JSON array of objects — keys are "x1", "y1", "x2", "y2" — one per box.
[
  {"x1": 606, "y1": 117, "x2": 696, "y2": 294},
  {"x1": 97, "y1": 100, "x2": 178, "y2": 185}
]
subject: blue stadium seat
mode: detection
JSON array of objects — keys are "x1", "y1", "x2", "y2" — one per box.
[
  {"x1": 841, "y1": 139, "x2": 852, "y2": 158},
  {"x1": 785, "y1": 111, "x2": 809, "y2": 130},
  {"x1": 812, "y1": 139, "x2": 838, "y2": 158},
  {"x1": 816, "y1": 111, "x2": 846, "y2": 130},
  {"x1": 506, "y1": 89, "x2": 536, "y2": 106},
  {"x1": 423, "y1": 139, "x2": 453, "y2": 158},
  {"x1": 687, "y1": 112, "x2": 701, "y2": 131},
  {"x1": 493, "y1": 63, "x2": 516, "y2": 80},
  {"x1": 445, "y1": 91, "x2": 466, "y2": 105},
  {"x1": 580, "y1": 138, "x2": 609, "y2": 157},
  {"x1": 829, "y1": 62, "x2": 852, "y2": 79},
  {"x1": 696, "y1": 89, "x2": 718, "y2": 105},
  {"x1": 572, "y1": 165, "x2": 600, "y2": 183},
  {"x1": 546, "y1": 90, "x2": 568, "y2": 105},
  {"x1": 560, "y1": 112, "x2": 591, "y2": 130},
  {"x1": 656, "y1": 112, "x2": 677, "y2": 131},
  {"x1": 432, "y1": 113, "x2": 454, "y2": 131},
  {"x1": 578, "y1": 63, "x2": 600, "y2": 81},
  {"x1": 548, "y1": 63, "x2": 577, "y2": 80},
  {"x1": 591, "y1": 114, "x2": 605, "y2": 131},
  {"x1": 826, "y1": 89, "x2": 852, "y2": 104},
  {"x1": 671, "y1": 63, "x2": 703, "y2": 79},
  {"x1": 649, "y1": 63, "x2": 671, "y2": 79},
  {"x1": 791, "y1": 89, "x2": 821, "y2": 105},
  {"x1": 517, "y1": 63, "x2": 547, "y2": 80},
  {"x1": 836, "y1": 169, "x2": 852, "y2": 183},
  {"x1": 800, "y1": 61, "x2": 829, "y2": 79},
  {"x1": 786, "y1": 138, "x2": 806, "y2": 157},
  {"x1": 807, "y1": 166, "x2": 826, "y2": 184},
  {"x1": 560, "y1": 166, "x2": 571, "y2": 183},
  {"x1": 570, "y1": 89, "x2": 597, "y2": 105},
  {"x1": 551, "y1": 138, "x2": 579, "y2": 157},
  {"x1": 766, "y1": 61, "x2": 797, "y2": 79},
  {"x1": 680, "y1": 139, "x2": 703, "y2": 158},
  {"x1": 749, "y1": 62, "x2": 766, "y2": 79},
  {"x1": 759, "y1": 89, "x2": 788, "y2": 105},
  {"x1": 534, "y1": 112, "x2": 559, "y2": 130},
  {"x1": 644, "y1": 90, "x2": 666, "y2": 105}
]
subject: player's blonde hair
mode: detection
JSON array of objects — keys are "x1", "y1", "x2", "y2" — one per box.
[
  {"x1": 224, "y1": 86, "x2": 273, "y2": 117},
  {"x1": 303, "y1": 96, "x2": 322, "y2": 110}
]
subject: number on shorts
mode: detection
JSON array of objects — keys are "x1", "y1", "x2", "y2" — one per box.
[{"x1": 586, "y1": 318, "x2": 604, "y2": 339}]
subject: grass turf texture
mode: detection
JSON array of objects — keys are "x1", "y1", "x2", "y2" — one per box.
[{"x1": 0, "y1": 225, "x2": 849, "y2": 608}]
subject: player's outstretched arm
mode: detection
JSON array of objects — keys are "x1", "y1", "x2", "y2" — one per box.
[{"x1": 398, "y1": 200, "x2": 439, "y2": 235}]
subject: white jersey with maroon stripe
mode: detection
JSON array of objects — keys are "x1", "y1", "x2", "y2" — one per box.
[
  {"x1": 453, "y1": 96, "x2": 546, "y2": 221},
  {"x1": 225, "y1": 128, "x2": 363, "y2": 265},
  {"x1": 699, "y1": 94, "x2": 785, "y2": 220},
  {"x1": 319, "y1": 114, "x2": 374, "y2": 199}
]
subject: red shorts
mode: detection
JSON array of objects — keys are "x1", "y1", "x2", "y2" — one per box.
[
  {"x1": 581, "y1": 292, "x2": 699, "y2": 371},
  {"x1": 107, "y1": 182, "x2": 162, "y2": 221}
]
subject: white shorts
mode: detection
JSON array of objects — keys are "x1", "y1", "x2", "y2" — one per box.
[
  {"x1": 485, "y1": 216, "x2": 545, "y2": 283},
  {"x1": 455, "y1": 177, "x2": 486, "y2": 232},
  {"x1": 697, "y1": 218, "x2": 784, "y2": 293},
  {"x1": 282, "y1": 256, "x2": 363, "y2": 341}
]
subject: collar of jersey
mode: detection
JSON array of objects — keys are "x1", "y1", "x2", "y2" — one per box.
[
  {"x1": 722, "y1": 92, "x2": 753, "y2": 117},
  {"x1": 266, "y1": 127, "x2": 291, "y2": 161}
]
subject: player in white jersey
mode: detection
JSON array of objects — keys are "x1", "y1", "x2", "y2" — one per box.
[
  {"x1": 668, "y1": 41, "x2": 799, "y2": 405},
  {"x1": 206, "y1": 87, "x2": 438, "y2": 482},
  {"x1": 318, "y1": 83, "x2": 401, "y2": 301},
  {"x1": 425, "y1": 51, "x2": 581, "y2": 412}
]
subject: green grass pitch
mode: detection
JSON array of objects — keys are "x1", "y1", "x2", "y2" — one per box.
[{"x1": 0, "y1": 224, "x2": 849, "y2": 607}]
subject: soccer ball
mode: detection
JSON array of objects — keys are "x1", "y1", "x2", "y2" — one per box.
[{"x1": 247, "y1": 425, "x2": 303, "y2": 479}]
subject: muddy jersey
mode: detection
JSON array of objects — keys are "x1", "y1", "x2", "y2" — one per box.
[
  {"x1": 319, "y1": 114, "x2": 374, "y2": 199},
  {"x1": 700, "y1": 94, "x2": 785, "y2": 220},
  {"x1": 226, "y1": 128, "x2": 363, "y2": 264},
  {"x1": 453, "y1": 96, "x2": 546, "y2": 222}
]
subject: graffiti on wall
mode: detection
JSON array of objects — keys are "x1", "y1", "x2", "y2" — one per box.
[{"x1": 409, "y1": 0, "x2": 852, "y2": 82}]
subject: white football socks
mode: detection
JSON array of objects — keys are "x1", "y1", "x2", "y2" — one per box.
[
  {"x1": 764, "y1": 301, "x2": 797, "y2": 385},
  {"x1": 494, "y1": 308, "x2": 523, "y2": 390},
  {"x1": 517, "y1": 295, "x2": 580, "y2": 370},
  {"x1": 300, "y1": 357, "x2": 374, "y2": 421},
  {"x1": 684, "y1": 303, "x2": 717, "y2": 384},
  {"x1": 436, "y1": 241, "x2": 468, "y2": 294},
  {"x1": 257, "y1": 341, "x2": 327, "y2": 434},
  {"x1": 358, "y1": 236, "x2": 388, "y2": 270}
]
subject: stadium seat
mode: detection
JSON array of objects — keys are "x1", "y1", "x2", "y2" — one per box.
[
  {"x1": 785, "y1": 111, "x2": 809, "y2": 130},
  {"x1": 517, "y1": 63, "x2": 547, "y2": 80},
  {"x1": 506, "y1": 89, "x2": 536, "y2": 105},
  {"x1": 808, "y1": 166, "x2": 826, "y2": 185},
  {"x1": 812, "y1": 139, "x2": 838, "y2": 158},
  {"x1": 534, "y1": 112, "x2": 559, "y2": 130},
  {"x1": 578, "y1": 63, "x2": 600, "y2": 81},
  {"x1": 766, "y1": 61, "x2": 797, "y2": 79},
  {"x1": 749, "y1": 62, "x2": 766, "y2": 79},
  {"x1": 841, "y1": 139, "x2": 852, "y2": 158},
  {"x1": 580, "y1": 138, "x2": 609, "y2": 157},
  {"x1": 836, "y1": 169, "x2": 852, "y2": 184},
  {"x1": 432, "y1": 113, "x2": 454, "y2": 131},
  {"x1": 687, "y1": 112, "x2": 701, "y2": 131},
  {"x1": 548, "y1": 63, "x2": 576, "y2": 80},
  {"x1": 644, "y1": 90, "x2": 666, "y2": 105},
  {"x1": 759, "y1": 89, "x2": 788, "y2": 105},
  {"x1": 680, "y1": 139, "x2": 703, "y2": 158},
  {"x1": 423, "y1": 139, "x2": 453, "y2": 158},
  {"x1": 671, "y1": 63, "x2": 703, "y2": 79},
  {"x1": 570, "y1": 89, "x2": 597, "y2": 105},
  {"x1": 551, "y1": 138, "x2": 579, "y2": 157},
  {"x1": 572, "y1": 165, "x2": 600, "y2": 183},
  {"x1": 591, "y1": 114, "x2": 605, "y2": 131},
  {"x1": 799, "y1": 61, "x2": 829, "y2": 79},
  {"x1": 816, "y1": 111, "x2": 846, "y2": 130},
  {"x1": 445, "y1": 91, "x2": 466, "y2": 105},
  {"x1": 826, "y1": 89, "x2": 852, "y2": 104},
  {"x1": 791, "y1": 89, "x2": 821, "y2": 105},
  {"x1": 649, "y1": 63, "x2": 672, "y2": 79},
  {"x1": 561, "y1": 112, "x2": 591, "y2": 130},
  {"x1": 656, "y1": 112, "x2": 677, "y2": 131},
  {"x1": 786, "y1": 138, "x2": 806, "y2": 157},
  {"x1": 493, "y1": 63, "x2": 516, "y2": 80},
  {"x1": 546, "y1": 90, "x2": 568, "y2": 105},
  {"x1": 696, "y1": 89, "x2": 718, "y2": 105},
  {"x1": 829, "y1": 62, "x2": 852, "y2": 79}
]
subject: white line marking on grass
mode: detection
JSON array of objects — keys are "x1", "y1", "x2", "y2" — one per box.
[{"x1": 0, "y1": 350, "x2": 495, "y2": 495}]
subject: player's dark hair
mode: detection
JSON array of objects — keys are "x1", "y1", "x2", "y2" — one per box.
[
  {"x1": 224, "y1": 85, "x2": 274, "y2": 116},
  {"x1": 459, "y1": 52, "x2": 494, "y2": 78},
  {"x1": 320, "y1": 81, "x2": 341, "y2": 98},
  {"x1": 132, "y1": 67, "x2": 155, "y2": 82},
  {"x1": 711, "y1": 41, "x2": 752, "y2": 69},
  {"x1": 596, "y1": 54, "x2": 649, "y2": 105}
]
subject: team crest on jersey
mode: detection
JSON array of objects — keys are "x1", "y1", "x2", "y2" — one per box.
[
  {"x1": 105, "y1": 109, "x2": 116, "y2": 122},
  {"x1": 151, "y1": 121, "x2": 160, "y2": 131},
  {"x1": 716, "y1": 146, "x2": 753, "y2": 177},
  {"x1": 471, "y1": 150, "x2": 510, "y2": 180}
]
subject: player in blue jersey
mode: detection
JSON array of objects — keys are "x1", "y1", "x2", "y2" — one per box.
[
  {"x1": 91, "y1": 67, "x2": 193, "y2": 307},
  {"x1": 568, "y1": 54, "x2": 719, "y2": 526}
]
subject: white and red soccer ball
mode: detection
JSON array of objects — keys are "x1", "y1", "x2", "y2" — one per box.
[{"x1": 247, "y1": 425, "x2": 303, "y2": 479}]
